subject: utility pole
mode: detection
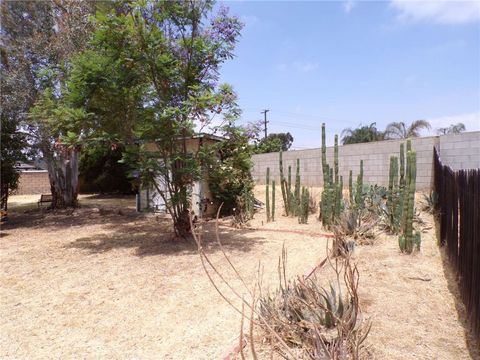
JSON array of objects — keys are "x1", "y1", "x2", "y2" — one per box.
[{"x1": 261, "y1": 109, "x2": 269, "y2": 139}]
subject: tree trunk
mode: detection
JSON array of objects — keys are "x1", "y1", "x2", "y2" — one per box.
[
  {"x1": 45, "y1": 146, "x2": 80, "y2": 209},
  {"x1": 0, "y1": 184, "x2": 9, "y2": 211}
]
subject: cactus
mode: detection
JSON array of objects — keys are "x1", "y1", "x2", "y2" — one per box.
[
  {"x1": 294, "y1": 159, "x2": 301, "y2": 215},
  {"x1": 334, "y1": 135, "x2": 339, "y2": 184},
  {"x1": 266, "y1": 167, "x2": 270, "y2": 222},
  {"x1": 348, "y1": 170, "x2": 353, "y2": 205},
  {"x1": 271, "y1": 180, "x2": 276, "y2": 221},
  {"x1": 355, "y1": 160, "x2": 364, "y2": 210},
  {"x1": 298, "y1": 186, "x2": 309, "y2": 224},
  {"x1": 399, "y1": 143, "x2": 405, "y2": 188},
  {"x1": 334, "y1": 177, "x2": 343, "y2": 221},
  {"x1": 387, "y1": 156, "x2": 400, "y2": 232},
  {"x1": 288, "y1": 165, "x2": 292, "y2": 194},
  {"x1": 399, "y1": 150, "x2": 419, "y2": 254},
  {"x1": 279, "y1": 151, "x2": 289, "y2": 216},
  {"x1": 321, "y1": 123, "x2": 328, "y2": 185},
  {"x1": 319, "y1": 124, "x2": 352, "y2": 227}
]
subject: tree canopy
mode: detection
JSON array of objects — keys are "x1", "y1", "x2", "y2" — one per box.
[
  {"x1": 39, "y1": 0, "x2": 244, "y2": 235},
  {"x1": 384, "y1": 120, "x2": 431, "y2": 139},
  {"x1": 253, "y1": 132, "x2": 294, "y2": 153},
  {"x1": 437, "y1": 123, "x2": 466, "y2": 135},
  {"x1": 341, "y1": 123, "x2": 384, "y2": 145}
]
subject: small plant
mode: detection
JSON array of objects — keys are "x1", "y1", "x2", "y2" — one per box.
[
  {"x1": 257, "y1": 249, "x2": 371, "y2": 359},
  {"x1": 422, "y1": 191, "x2": 438, "y2": 213}
]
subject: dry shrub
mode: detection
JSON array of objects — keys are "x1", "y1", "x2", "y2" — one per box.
[
  {"x1": 257, "y1": 248, "x2": 371, "y2": 359},
  {"x1": 191, "y1": 207, "x2": 371, "y2": 359},
  {"x1": 334, "y1": 208, "x2": 376, "y2": 245}
]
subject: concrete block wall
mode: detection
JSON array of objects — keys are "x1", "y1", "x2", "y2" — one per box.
[
  {"x1": 15, "y1": 171, "x2": 50, "y2": 195},
  {"x1": 252, "y1": 131, "x2": 480, "y2": 190},
  {"x1": 438, "y1": 131, "x2": 480, "y2": 170}
]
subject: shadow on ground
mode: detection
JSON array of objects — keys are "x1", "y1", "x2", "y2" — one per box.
[
  {"x1": 3, "y1": 194, "x2": 137, "y2": 231},
  {"x1": 3, "y1": 197, "x2": 265, "y2": 257},
  {"x1": 66, "y1": 220, "x2": 265, "y2": 257},
  {"x1": 440, "y1": 247, "x2": 480, "y2": 359}
]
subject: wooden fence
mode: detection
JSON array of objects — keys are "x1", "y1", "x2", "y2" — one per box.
[{"x1": 434, "y1": 147, "x2": 480, "y2": 341}]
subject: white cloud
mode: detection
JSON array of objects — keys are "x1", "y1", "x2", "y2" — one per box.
[
  {"x1": 391, "y1": 0, "x2": 480, "y2": 24},
  {"x1": 425, "y1": 111, "x2": 480, "y2": 134},
  {"x1": 275, "y1": 61, "x2": 319, "y2": 73},
  {"x1": 343, "y1": 0, "x2": 356, "y2": 13},
  {"x1": 293, "y1": 61, "x2": 319, "y2": 73}
]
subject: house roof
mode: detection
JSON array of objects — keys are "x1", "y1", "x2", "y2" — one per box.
[
  {"x1": 15, "y1": 162, "x2": 46, "y2": 172},
  {"x1": 189, "y1": 132, "x2": 225, "y2": 142}
]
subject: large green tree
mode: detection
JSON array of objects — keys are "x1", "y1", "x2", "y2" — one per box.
[
  {"x1": 0, "y1": 115, "x2": 26, "y2": 211},
  {"x1": 253, "y1": 132, "x2": 294, "y2": 154},
  {"x1": 1, "y1": 0, "x2": 96, "y2": 208},
  {"x1": 341, "y1": 122, "x2": 384, "y2": 145},
  {"x1": 64, "y1": 1, "x2": 243, "y2": 236}
]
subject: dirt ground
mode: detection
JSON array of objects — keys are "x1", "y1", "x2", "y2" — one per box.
[{"x1": 1, "y1": 189, "x2": 478, "y2": 359}]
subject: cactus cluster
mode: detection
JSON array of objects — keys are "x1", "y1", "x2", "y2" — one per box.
[
  {"x1": 298, "y1": 186, "x2": 309, "y2": 224},
  {"x1": 394, "y1": 140, "x2": 421, "y2": 253},
  {"x1": 278, "y1": 153, "x2": 305, "y2": 221},
  {"x1": 385, "y1": 138, "x2": 421, "y2": 252},
  {"x1": 319, "y1": 125, "x2": 346, "y2": 228},
  {"x1": 354, "y1": 160, "x2": 364, "y2": 210}
]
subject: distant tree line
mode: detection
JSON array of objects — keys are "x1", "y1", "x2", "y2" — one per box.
[{"x1": 341, "y1": 120, "x2": 466, "y2": 145}]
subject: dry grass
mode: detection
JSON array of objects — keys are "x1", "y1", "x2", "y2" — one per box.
[{"x1": 0, "y1": 189, "x2": 478, "y2": 359}]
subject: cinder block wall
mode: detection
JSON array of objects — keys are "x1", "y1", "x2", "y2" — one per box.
[
  {"x1": 15, "y1": 171, "x2": 50, "y2": 195},
  {"x1": 252, "y1": 131, "x2": 480, "y2": 190},
  {"x1": 438, "y1": 131, "x2": 480, "y2": 170}
]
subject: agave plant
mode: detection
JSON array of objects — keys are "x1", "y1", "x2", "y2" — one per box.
[{"x1": 421, "y1": 191, "x2": 438, "y2": 213}]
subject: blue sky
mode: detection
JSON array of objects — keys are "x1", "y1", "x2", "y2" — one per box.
[{"x1": 217, "y1": 0, "x2": 480, "y2": 148}]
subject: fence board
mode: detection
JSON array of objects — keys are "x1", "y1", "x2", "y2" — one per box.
[{"x1": 434, "y1": 148, "x2": 480, "y2": 341}]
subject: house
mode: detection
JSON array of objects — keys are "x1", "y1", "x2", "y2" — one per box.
[
  {"x1": 139, "y1": 133, "x2": 223, "y2": 218},
  {"x1": 14, "y1": 162, "x2": 50, "y2": 195}
]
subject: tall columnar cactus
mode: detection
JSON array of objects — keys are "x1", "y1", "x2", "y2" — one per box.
[
  {"x1": 266, "y1": 167, "x2": 270, "y2": 222},
  {"x1": 387, "y1": 156, "x2": 399, "y2": 232},
  {"x1": 294, "y1": 159, "x2": 301, "y2": 214},
  {"x1": 334, "y1": 135, "x2": 339, "y2": 184},
  {"x1": 399, "y1": 150, "x2": 420, "y2": 254},
  {"x1": 335, "y1": 176, "x2": 343, "y2": 219},
  {"x1": 319, "y1": 124, "x2": 350, "y2": 227},
  {"x1": 349, "y1": 170, "x2": 353, "y2": 205},
  {"x1": 279, "y1": 151, "x2": 289, "y2": 216},
  {"x1": 271, "y1": 180, "x2": 275, "y2": 222},
  {"x1": 321, "y1": 123, "x2": 328, "y2": 185},
  {"x1": 288, "y1": 165, "x2": 292, "y2": 196},
  {"x1": 355, "y1": 160, "x2": 364, "y2": 210},
  {"x1": 399, "y1": 143, "x2": 405, "y2": 188},
  {"x1": 298, "y1": 186, "x2": 309, "y2": 224}
]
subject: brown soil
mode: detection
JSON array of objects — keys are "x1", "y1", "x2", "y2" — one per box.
[{"x1": 0, "y1": 190, "x2": 478, "y2": 359}]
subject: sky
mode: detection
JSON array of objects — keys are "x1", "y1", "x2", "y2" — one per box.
[{"x1": 217, "y1": 0, "x2": 480, "y2": 148}]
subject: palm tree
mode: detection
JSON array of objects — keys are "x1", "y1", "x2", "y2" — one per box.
[
  {"x1": 437, "y1": 123, "x2": 466, "y2": 135},
  {"x1": 341, "y1": 122, "x2": 384, "y2": 145},
  {"x1": 384, "y1": 120, "x2": 431, "y2": 139}
]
